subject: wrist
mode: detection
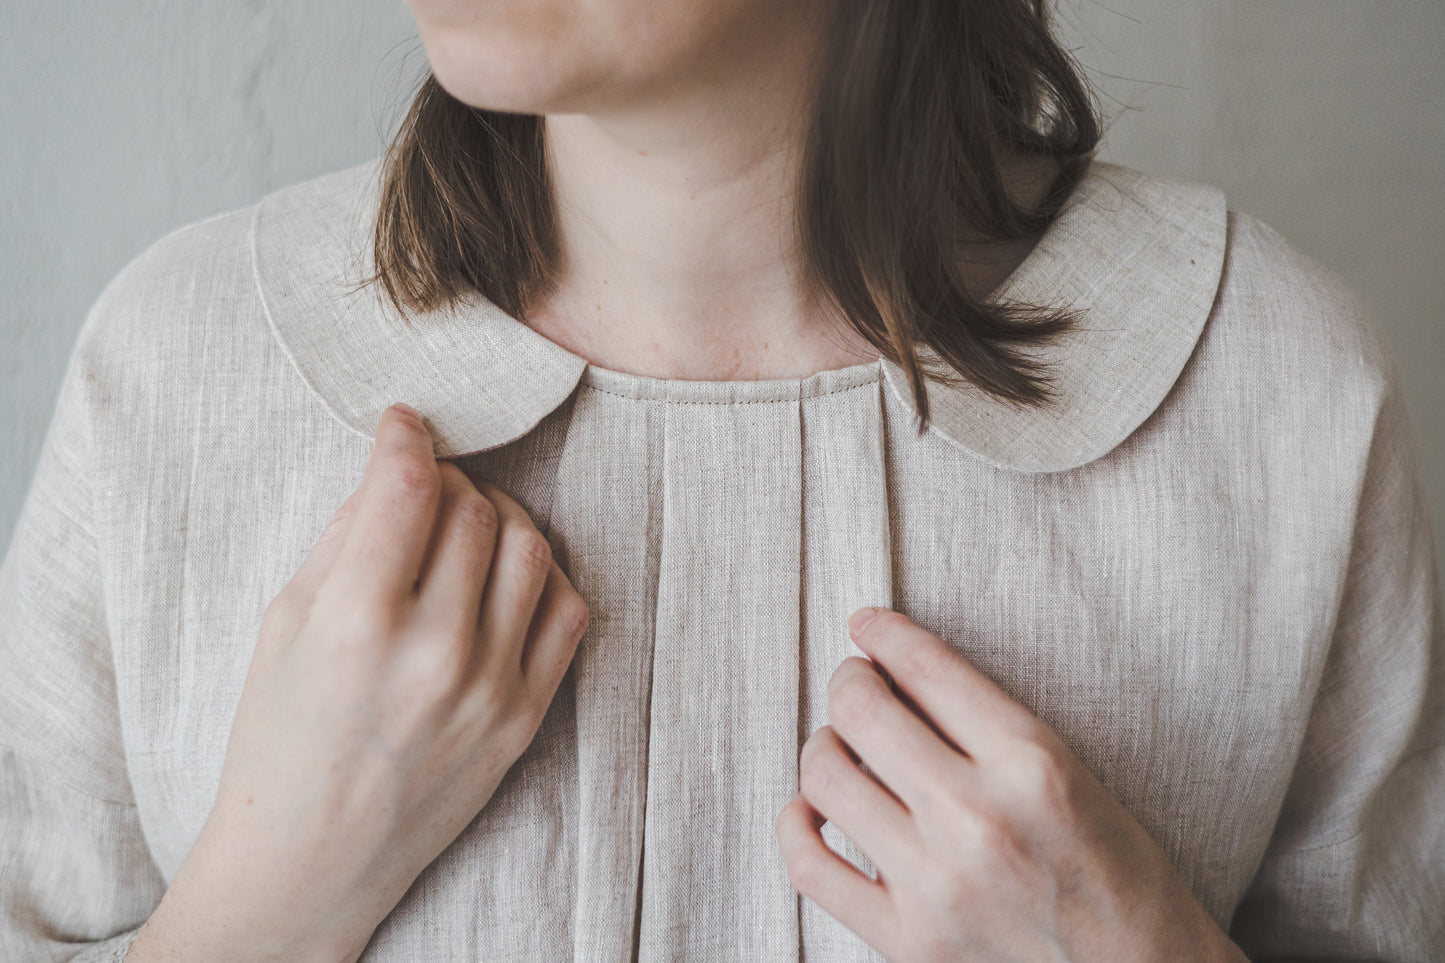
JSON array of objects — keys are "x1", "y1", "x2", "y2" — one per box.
[
  {"x1": 128, "y1": 818, "x2": 376, "y2": 963},
  {"x1": 1136, "y1": 890, "x2": 1248, "y2": 963},
  {"x1": 130, "y1": 883, "x2": 369, "y2": 963}
]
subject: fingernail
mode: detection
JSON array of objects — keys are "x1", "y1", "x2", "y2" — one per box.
[
  {"x1": 390, "y1": 401, "x2": 422, "y2": 420},
  {"x1": 849, "y1": 607, "x2": 881, "y2": 636}
]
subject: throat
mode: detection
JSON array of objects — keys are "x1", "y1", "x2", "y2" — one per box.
[{"x1": 520, "y1": 295, "x2": 881, "y2": 382}]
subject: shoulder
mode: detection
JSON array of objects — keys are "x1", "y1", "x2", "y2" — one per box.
[
  {"x1": 68, "y1": 160, "x2": 383, "y2": 409},
  {"x1": 1210, "y1": 207, "x2": 1394, "y2": 400},
  {"x1": 997, "y1": 159, "x2": 1401, "y2": 480},
  {"x1": 1072, "y1": 160, "x2": 1391, "y2": 401},
  {"x1": 1128, "y1": 172, "x2": 1405, "y2": 495},
  {"x1": 76, "y1": 202, "x2": 252, "y2": 360},
  {"x1": 73, "y1": 159, "x2": 382, "y2": 366}
]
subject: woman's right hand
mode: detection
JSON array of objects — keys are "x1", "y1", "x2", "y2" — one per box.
[{"x1": 129, "y1": 402, "x2": 591, "y2": 963}]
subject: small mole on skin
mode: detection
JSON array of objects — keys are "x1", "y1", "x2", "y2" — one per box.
[
  {"x1": 246, "y1": 797, "x2": 254, "y2": 805},
  {"x1": 638, "y1": 149, "x2": 648, "y2": 156}
]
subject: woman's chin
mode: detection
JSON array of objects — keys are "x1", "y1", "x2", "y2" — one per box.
[{"x1": 426, "y1": 50, "x2": 612, "y2": 117}]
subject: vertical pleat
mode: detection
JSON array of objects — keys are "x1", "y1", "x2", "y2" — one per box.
[
  {"x1": 798, "y1": 375, "x2": 895, "y2": 962},
  {"x1": 637, "y1": 392, "x2": 804, "y2": 960},
  {"x1": 448, "y1": 363, "x2": 895, "y2": 962},
  {"x1": 545, "y1": 387, "x2": 665, "y2": 962}
]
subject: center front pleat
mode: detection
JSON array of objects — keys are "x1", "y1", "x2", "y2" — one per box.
[{"x1": 636, "y1": 394, "x2": 805, "y2": 961}]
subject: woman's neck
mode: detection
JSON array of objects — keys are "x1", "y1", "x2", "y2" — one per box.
[
  {"x1": 519, "y1": 26, "x2": 1054, "y2": 383},
  {"x1": 519, "y1": 4, "x2": 874, "y2": 383}
]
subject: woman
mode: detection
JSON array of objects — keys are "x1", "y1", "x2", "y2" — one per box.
[{"x1": 1, "y1": 0, "x2": 1440, "y2": 959}]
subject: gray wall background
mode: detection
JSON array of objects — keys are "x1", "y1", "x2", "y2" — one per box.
[{"x1": 4, "y1": 2, "x2": 1442, "y2": 580}]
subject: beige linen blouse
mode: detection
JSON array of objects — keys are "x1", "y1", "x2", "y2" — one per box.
[{"x1": 1, "y1": 158, "x2": 1441, "y2": 962}]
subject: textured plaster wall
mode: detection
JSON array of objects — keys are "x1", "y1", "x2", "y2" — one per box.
[{"x1": 3, "y1": 2, "x2": 1443, "y2": 583}]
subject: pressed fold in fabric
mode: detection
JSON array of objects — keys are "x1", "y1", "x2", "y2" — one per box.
[
  {"x1": 798, "y1": 375, "x2": 895, "y2": 962},
  {"x1": 547, "y1": 387, "x2": 666, "y2": 962},
  {"x1": 546, "y1": 362, "x2": 897, "y2": 960},
  {"x1": 638, "y1": 389, "x2": 805, "y2": 960}
]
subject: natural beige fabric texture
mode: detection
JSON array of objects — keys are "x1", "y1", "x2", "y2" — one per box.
[{"x1": 1, "y1": 157, "x2": 1441, "y2": 961}]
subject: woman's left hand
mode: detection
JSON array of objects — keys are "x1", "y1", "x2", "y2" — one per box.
[{"x1": 775, "y1": 606, "x2": 1249, "y2": 963}]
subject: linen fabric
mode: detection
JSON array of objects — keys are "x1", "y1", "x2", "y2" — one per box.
[{"x1": 1, "y1": 157, "x2": 1441, "y2": 961}]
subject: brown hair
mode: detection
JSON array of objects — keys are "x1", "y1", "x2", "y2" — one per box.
[{"x1": 371, "y1": 0, "x2": 1099, "y2": 429}]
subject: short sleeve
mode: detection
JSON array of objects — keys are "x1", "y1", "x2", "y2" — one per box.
[
  {"x1": 1227, "y1": 360, "x2": 1445, "y2": 959},
  {"x1": 0, "y1": 299, "x2": 167, "y2": 959}
]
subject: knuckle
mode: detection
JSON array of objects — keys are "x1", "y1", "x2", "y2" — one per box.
[
  {"x1": 797, "y1": 751, "x2": 839, "y2": 803},
  {"x1": 510, "y1": 529, "x2": 553, "y2": 573},
  {"x1": 387, "y1": 453, "x2": 442, "y2": 501},
  {"x1": 1007, "y1": 738, "x2": 1058, "y2": 784},
  {"x1": 970, "y1": 806, "x2": 1033, "y2": 878},
  {"x1": 897, "y1": 637, "x2": 950, "y2": 683},
  {"x1": 966, "y1": 802, "x2": 1010, "y2": 846},
  {"x1": 1005, "y1": 739, "x2": 1076, "y2": 816},
  {"x1": 918, "y1": 859, "x2": 971, "y2": 917},
  {"x1": 557, "y1": 591, "x2": 592, "y2": 639},
  {"x1": 828, "y1": 672, "x2": 882, "y2": 724},
  {"x1": 452, "y1": 490, "x2": 500, "y2": 538}
]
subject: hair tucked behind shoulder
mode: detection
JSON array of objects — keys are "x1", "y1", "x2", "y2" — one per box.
[{"x1": 369, "y1": 0, "x2": 1100, "y2": 430}]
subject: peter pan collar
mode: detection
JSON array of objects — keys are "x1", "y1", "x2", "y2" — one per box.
[{"x1": 250, "y1": 156, "x2": 1225, "y2": 471}]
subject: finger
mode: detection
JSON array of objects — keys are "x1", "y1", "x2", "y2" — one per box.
[
  {"x1": 473, "y1": 481, "x2": 554, "y2": 676},
  {"x1": 286, "y1": 483, "x2": 363, "y2": 602},
  {"x1": 414, "y1": 462, "x2": 500, "y2": 637},
  {"x1": 848, "y1": 607, "x2": 1039, "y2": 760},
  {"x1": 327, "y1": 403, "x2": 444, "y2": 607},
  {"x1": 775, "y1": 794, "x2": 895, "y2": 954},
  {"x1": 518, "y1": 561, "x2": 590, "y2": 691},
  {"x1": 798, "y1": 725, "x2": 921, "y2": 880},
  {"x1": 826, "y1": 656, "x2": 977, "y2": 814}
]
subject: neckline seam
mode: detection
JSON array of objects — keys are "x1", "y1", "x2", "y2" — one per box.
[{"x1": 579, "y1": 375, "x2": 882, "y2": 405}]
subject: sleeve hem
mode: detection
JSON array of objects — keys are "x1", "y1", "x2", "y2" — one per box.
[{"x1": 67, "y1": 926, "x2": 143, "y2": 962}]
